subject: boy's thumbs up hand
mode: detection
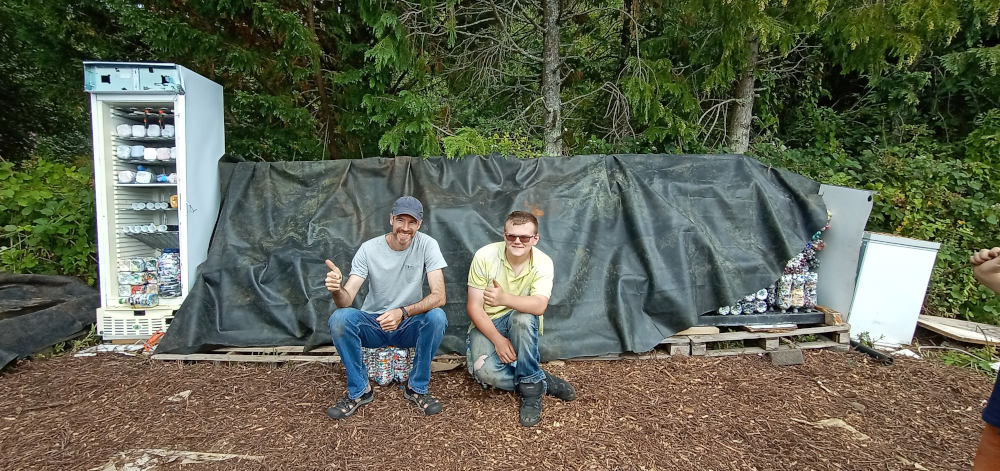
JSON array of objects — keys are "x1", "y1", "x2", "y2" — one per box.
[{"x1": 484, "y1": 278, "x2": 504, "y2": 307}]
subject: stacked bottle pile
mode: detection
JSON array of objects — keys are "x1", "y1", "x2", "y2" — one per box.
[
  {"x1": 362, "y1": 347, "x2": 414, "y2": 385},
  {"x1": 715, "y1": 223, "x2": 828, "y2": 315},
  {"x1": 117, "y1": 257, "x2": 159, "y2": 307},
  {"x1": 157, "y1": 248, "x2": 182, "y2": 297}
]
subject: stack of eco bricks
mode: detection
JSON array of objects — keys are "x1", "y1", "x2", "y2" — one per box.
[
  {"x1": 715, "y1": 222, "x2": 829, "y2": 315},
  {"x1": 362, "y1": 347, "x2": 415, "y2": 385}
]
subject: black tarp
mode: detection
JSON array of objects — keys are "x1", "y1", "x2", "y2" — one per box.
[
  {"x1": 0, "y1": 273, "x2": 100, "y2": 369},
  {"x1": 156, "y1": 154, "x2": 828, "y2": 359}
]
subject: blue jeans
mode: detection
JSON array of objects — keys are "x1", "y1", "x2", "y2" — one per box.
[
  {"x1": 466, "y1": 310, "x2": 545, "y2": 390},
  {"x1": 329, "y1": 307, "x2": 447, "y2": 399}
]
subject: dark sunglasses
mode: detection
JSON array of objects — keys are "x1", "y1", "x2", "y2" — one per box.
[{"x1": 504, "y1": 233, "x2": 535, "y2": 243}]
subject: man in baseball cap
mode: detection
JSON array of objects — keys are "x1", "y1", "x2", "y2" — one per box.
[
  {"x1": 391, "y1": 195, "x2": 423, "y2": 221},
  {"x1": 323, "y1": 195, "x2": 448, "y2": 419}
]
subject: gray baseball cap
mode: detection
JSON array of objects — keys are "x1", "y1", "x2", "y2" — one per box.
[{"x1": 391, "y1": 196, "x2": 423, "y2": 221}]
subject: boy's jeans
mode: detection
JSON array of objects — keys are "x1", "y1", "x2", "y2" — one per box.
[{"x1": 467, "y1": 310, "x2": 545, "y2": 390}]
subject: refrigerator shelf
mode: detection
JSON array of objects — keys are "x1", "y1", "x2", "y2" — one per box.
[
  {"x1": 125, "y1": 231, "x2": 180, "y2": 249},
  {"x1": 112, "y1": 136, "x2": 175, "y2": 143},
  {"x1": 115, "y1": 157, "x2": 176, "y2": 165},
  {"x1": 128, "y1": 208, "x2": 177, "y2": 211},
  {"x1": 111, "y1": 109, "x2": 175, "y2": 120},
  {"x1": 115, "y1": 183, "x2": 178, "y2": 188}
]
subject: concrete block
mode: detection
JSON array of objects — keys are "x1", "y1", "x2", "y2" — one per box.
[{"x1": 769, "y1": 348, "x2": 804, "y2": 366}]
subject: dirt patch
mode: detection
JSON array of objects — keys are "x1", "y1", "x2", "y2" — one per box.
[{"x1": 0, "y1": 350, "x2": 991, "y2": 470}]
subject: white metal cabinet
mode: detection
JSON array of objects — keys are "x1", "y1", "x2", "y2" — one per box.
[
  {"x1": 847, "y1": 232, "x2": 941, "y2": 346},
  {"x1": 84, "y1": 62, "x2": 224, "y2": 339}
]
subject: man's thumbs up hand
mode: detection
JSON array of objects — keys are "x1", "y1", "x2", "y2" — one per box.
[
  {"x1": 325, "y1": 259, "x2": 343, "y2": 293},
  {"x1": 484, "y1": 278, "x2": 504, "y2": 307}
]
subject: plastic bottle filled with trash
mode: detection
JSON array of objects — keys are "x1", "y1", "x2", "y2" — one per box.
[{"x1": 157, "y1": 248, "x2": 181, "y2": 297}]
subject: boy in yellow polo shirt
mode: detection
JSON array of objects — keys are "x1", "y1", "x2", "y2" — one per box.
[{"x1": 466, "y1": 211, "x2": 576, "y2": 427}]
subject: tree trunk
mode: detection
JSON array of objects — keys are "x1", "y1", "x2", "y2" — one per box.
[
  {"x1": 726, "y1": 39, "x2": 758, "y2": 154},
  {"x1": 541, "y1": 0, "x2": 563, "y2": 156},
  {"x1": 304, "y1": 0, "x2": 338, "y2": 158},
  {"x1": 618, "y1": 0, "x2": 635, "y2": 73}
]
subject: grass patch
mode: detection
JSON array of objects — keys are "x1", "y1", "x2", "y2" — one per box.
[
  {"x1": 34, "y1": 325, "x2": 101, "y2": 359},
  {"x1": 920, "y1": 344, "x2": 997, "y2": 379}
]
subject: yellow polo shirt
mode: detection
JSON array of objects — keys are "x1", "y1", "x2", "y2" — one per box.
[{"x1": 467, "y1": 242, "x2": 554, "y2": 331}]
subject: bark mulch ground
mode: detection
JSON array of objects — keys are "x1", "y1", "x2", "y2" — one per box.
[{"x1": 0, "y1": 349, "x2": 992, "y2": 470}]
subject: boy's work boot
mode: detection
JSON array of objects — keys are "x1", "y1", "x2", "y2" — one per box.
[
  {"x1": 517, "y1": 381, "x2": 545, "y2": 427},
  {"x1": 544, "y1": 371, "x2": 577, "y2": 401}
]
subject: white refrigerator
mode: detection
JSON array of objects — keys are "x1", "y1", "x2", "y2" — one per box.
[
  {"x1": 84, "y1": 61, "x2": 224, "y2": 339},
  {"x1": 848, "y1": 232, "x2": 941, "y2": 347}
]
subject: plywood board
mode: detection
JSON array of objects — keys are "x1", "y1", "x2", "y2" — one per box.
[
  {"x1": 917, "y1": 315, "x2": 1000, "y2": 345},
  {"x1": 743, "y1": 323, "x2": 798, "y2": 333},
  {"x1": 675, "y1": 326, "x2": 720, "y2": 335}
]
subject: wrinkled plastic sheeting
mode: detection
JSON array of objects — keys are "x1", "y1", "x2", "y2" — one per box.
[
  {"x1": 156, "y1": 154, "x2": 828, "y2": 360},
  {"x1": 0, "y1": 273, "x2": 99, "y2": 369}
]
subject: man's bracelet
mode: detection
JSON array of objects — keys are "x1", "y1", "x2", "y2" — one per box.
[{"x1": 400, "y1": 306, "x2": 409, "y2": 319}]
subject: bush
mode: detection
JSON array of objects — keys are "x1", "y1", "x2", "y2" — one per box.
[
  {"x1": 0, "y1": 158, "x2": 97, "y2": 284},
  {"x1": 441, "y1": 127, "x2": 541, "y2": 159}
]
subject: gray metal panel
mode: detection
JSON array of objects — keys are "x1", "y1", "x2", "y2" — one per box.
[
  {"x1": 815, "y1": 184, "x2": 874, "y2": 316},
  {"x1": 138, "y1": 65, "x2": 183, "y2": 93},
  {"x1": 174, "y1": 64, "x2": 225, "y2": 294},
  {"x1": 84, "y1": 62, "x2": 183, "y2": 93}
]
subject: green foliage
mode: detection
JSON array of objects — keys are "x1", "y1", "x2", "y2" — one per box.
[
  {"x1": 0, "y1": 0, "x2": 149, "y2": 162},
  {"x1": 41, "y1": 325, "x2": 102, "y2": 358},
  {"x1": 856, "y1": 331, "x2": 880, "y2": 347},
  {"x1": 964, "y1": 108, "x2": 1000, "y2": 162},
  {"x1": 0, "y1": 159, "x2": 97, "y2": 283},
  {"x1": 618, "y1": 56, "x2": 701, "y2": 149},
  {"x1": 930, "y1": 345, "x2": 998, "y2": 378},
  {"x1": 442, "y1": 128, "x2": 541, "y2": 159},
  {"x1": 713, "y1": 340, "x2": 745, "y2": 350},
  {"x1": 107, "y1": 0, "x2": 339, "y2": 160},
  {"x1": 363, "y1": 90, "x2": 441, "y2": 157},
  {"x1": 822, "y1": 0, "x2": 965, "y2": 75}
]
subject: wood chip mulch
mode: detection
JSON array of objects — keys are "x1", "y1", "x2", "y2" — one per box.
[{"x1": 0, "y1": 349, "x2": 992, "y2": 470}]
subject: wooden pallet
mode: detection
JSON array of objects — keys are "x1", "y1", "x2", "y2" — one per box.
[
  {"x1": 151, "y1": 346, "x2": 342, "y2": 363},
  {"x1": 672, "y1": 323, "x2": 850, "y2": 357},
  {"x1": 150, "y1": 321, "x2": 850, "y2": 363},
  {"x1": 151, "y1": 346, "x2": 465, "y2": 367}
]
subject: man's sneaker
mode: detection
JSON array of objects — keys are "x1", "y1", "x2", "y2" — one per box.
[
  {"x1": 544, "y1": 371, "x2": 577, "y2": 401},
  {"x1": 326, "y1": 388, "x2": 373, "y2": 420},
  {"x1": 404, "y1": 387, "x2": 444, "y2": 415},
  {"x1": 517, "y1": 381, "x2": 544, "y2": 427}
]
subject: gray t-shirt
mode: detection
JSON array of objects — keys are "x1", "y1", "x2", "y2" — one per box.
[{"x1": 350, "y1": 232, "x2": 448, "y2": 314}]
